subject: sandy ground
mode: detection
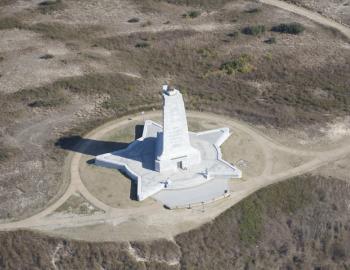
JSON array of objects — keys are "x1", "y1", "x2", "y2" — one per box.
[
  {"x1": 0, "y1": 29, "x2": 83, "y2": 93},
  {"x1": 280, "y1": 0, "x2": 350, "y2": 26}
]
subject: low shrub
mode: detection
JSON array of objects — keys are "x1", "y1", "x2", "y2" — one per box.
[
  {"x1": 196, "y1": 47, "x2": 216, "y2": 58},
  {"x1": 0, "y1": 143, "x2": 17, "y2": 162},
  {"x1": 39, "y1": 54, "x2": 54, "y2": 59},
  {"x1": 227, "y1": 31, "x2": 239, "y2": 38},
  {"x1": 182, "y1": 10, "x2": 201, "y2": 18},
  {"x1": 128, "y1": 17, "x2": 140, "y2": 23},
  {"x1": 264, "y1": 37, "x2": 276, "y2": 44},
  {"x1": 38, "y1": 0, "x2": 65, "y2": 14},
  {"x1": 0, "y1": 149, "x2": 9, "y2": 162},
  {"x1": 245, "y1": 7, "x2": 261, "y2": 13},
  {"x1": 271, "y1": 22, "x2": 305, "y2": 34},
  {"x1": 220, "y1": 54, "x2": 253, "y2": 75},
  {"x1": 241, "y1": 25, "x2": 265, "y2": 36},
  {"x1": 141, "y1": 20, "x2": 152, "y2": 27},
  {"x1": 14, "y1": 86, "x2": 68, "y2": 108},
  {"x1": 28, "y1": 98, "x2": 65, "y2": 108},
  {"x1": 135, "y1": 42, "x2": 150, "y2": 48}
]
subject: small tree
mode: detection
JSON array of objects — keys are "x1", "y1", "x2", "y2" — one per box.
[
  {"x1": 182, "y1": 10, "x2": 201, "y2": 19},
  {"x1": 241, "y1": 25, "x2": 265, "y2": 36},
  {"x1": 271, "y1": 23, "x2": 305, "y2": 34},
  {"x1": 220, "y1": 54, "x2": 253, "y2": 75},
  {"x1": 128, "y1": 17, "x2": 140, "y2": 23},
  {"x1": 135, "y1": 42, "x2": 149, "y2": 48}
]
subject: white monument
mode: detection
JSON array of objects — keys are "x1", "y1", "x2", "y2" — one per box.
[
  {"x1": 155, "y1": 85, "x2": 201, "y2": 172},
  {"x1": 95, "y1": 85, "x2": 242, "y2": 208}
]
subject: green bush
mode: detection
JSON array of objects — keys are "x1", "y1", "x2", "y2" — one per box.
[
  {"x1": 182, "y1": 10, "x2": 201, "y2": 18},
  {"x1": 128, "y1": 17, "x2": 140, "y2": 23},
  {"x1": 196, "y1": 47, "x2": 216, "y2": 58},
  {"x1": 135, "y1": 42, "x2": 150, "y2": 48},
  {"x1": 271, "y1": 23, "x2": 305, "y2": 34},
  {"x1": 227, "y1": 31, "x2": 239, "y2": 38},
  {"x1": 39, "y1": 54, "x2": 54, "y2": 59},
  {"x1": 28, "y1": 98, "x2": 65, "y2": 108},
  {"x1": 241, "y1": 25, "x2": 265, "y2": 36},
  {"x1": 38, "y1": 0, "x2": 65, "y2": 14},
  {"x1": 245, "y1": 7, "x2": 261, "y2": 13},
  {"x1": 220, "y1": 54, "x2": 253, "y2": 75}
]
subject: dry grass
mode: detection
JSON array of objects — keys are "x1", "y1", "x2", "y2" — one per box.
[
  {"x1": 8, "y1": 73, "x2": 158, "y2": 114},
  {"x1": 27, "y1": 22, "x2": 104, "y2": 43},
  {"x1": 94, "y1": 27, "x2": 350, "y2": 127},
  {"x1": 3, "y1": 20, "x2": 347, "y2": 128},
  {"x1": 1, "y1": 4, "x2": 348, "y2": 128},
  {"x1": 130, "y1": 240, "x2": 181, "y2": 263},
  {"x1": 54, "y1": 194, "x2": 103, "y2": 215},
  {"x1": 13, "y1": 87, "x2": 69, "y2": 108},
  {"x1": 176, "y1": 175, "x2": 350, "y2": 269},
  {"x1": 132, "y1": 0, "x2": 235, "y2": 9},
  {"x1": 1, "y1": 176, "x2": 349, "y2": 269},
  {"x1": 0, "y1": 143, "x2": 18, "y2": 163},
  {"x1": 0, "y1": 17, "x2": 24, "y2": 30}
]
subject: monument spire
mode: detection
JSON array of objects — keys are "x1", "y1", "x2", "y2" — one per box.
[{"x1": 155, "y1": 85, "x2": 201, "y2": 172}]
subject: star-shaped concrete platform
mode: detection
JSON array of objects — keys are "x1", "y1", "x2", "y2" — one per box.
[{"x1": 95, "y1": 120, "x2": 241, "y2": 208}]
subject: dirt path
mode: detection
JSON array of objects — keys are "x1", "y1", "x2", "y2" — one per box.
[
  {"x1": 1, "y1": 111, "x2": 350, "y2": 242},
  {"x1": 259, "y1": 0, "x2": 350, "y2": 39}
]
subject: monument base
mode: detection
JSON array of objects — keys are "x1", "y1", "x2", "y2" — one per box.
[
  {"x1": 95, "y1": 120, "x2": 242, "y2": 205},
  {"x1": 154, "y1": 139, "x2": 201, "y2": 172}
]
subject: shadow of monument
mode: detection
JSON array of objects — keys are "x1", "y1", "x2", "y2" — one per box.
[
  {"x1": 55, "y1": 125, "x2": 146, "y2": 201},
  {"x1": 55, "y1": 125, "x2": 145, "y2": 156},
  {"x1": 114, "y1": 137, "x2": 156, "y2": 171},
  {"x1": 55, "y1": 136, "x2": 129, "y2": 156}
]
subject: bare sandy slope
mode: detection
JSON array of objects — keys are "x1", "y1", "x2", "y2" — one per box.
[{"x1": 279, "y1": 0, "x2": 350, "y2": 26}]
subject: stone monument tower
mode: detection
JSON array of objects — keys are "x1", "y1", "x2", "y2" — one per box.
[
  {"x1": 155, "y1": 85, "x2": 201, "y2": 172},
  {"x1": 95, "y1": 84, "x2": 241, "y2": 205}
]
